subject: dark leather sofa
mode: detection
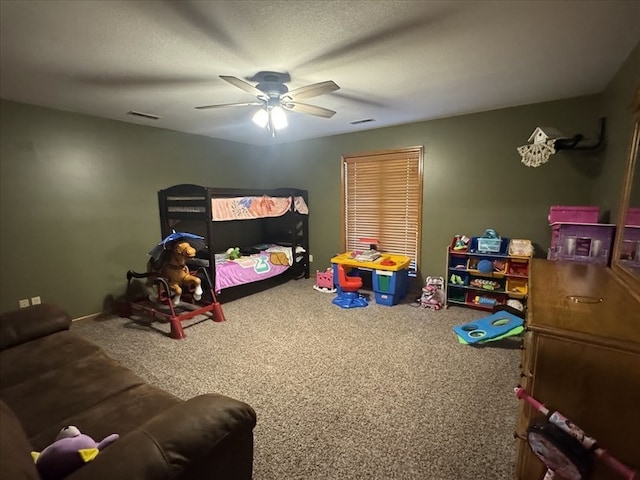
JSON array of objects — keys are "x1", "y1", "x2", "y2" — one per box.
[{"x1": 0, "y1": 303, "x2": 257, "y2": 480}]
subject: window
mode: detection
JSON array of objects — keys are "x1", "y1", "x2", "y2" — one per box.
[{"x1": 341, "y1": 146, "x2": 424, "y2": 273}]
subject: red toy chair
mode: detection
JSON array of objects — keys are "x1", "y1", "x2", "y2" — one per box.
[
  {"x1": 332, "y1": 264, "x2": 369, "y2": 308},
  {"x1": 337, "y1": 264, "x2": 363, "y2": 291}
]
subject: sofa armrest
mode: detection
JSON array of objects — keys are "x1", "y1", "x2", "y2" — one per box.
[
  {"x1": 0, "y1": 304, "x2": 71, "y2": 351},
  {"x1": 68, "y1": 394, "x2": 257, "y2": 480}
]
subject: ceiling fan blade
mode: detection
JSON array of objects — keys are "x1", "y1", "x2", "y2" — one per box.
[
  {"x1": 283, "y1": 80, "x2": 340, "y2": 101},
  {"x1": 284, "y1": 102, "x2": 336, "y2": 118},
  {"x1": 195, "y1": 101, "x2": 262, "y2": 110},
  {"x1": 219, "y1": 75, "x2": 265, "y2": 97}
]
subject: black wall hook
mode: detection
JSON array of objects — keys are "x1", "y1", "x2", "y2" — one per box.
[{"x1": 554, "y1": 117, "x2": 606, "y2": 151}]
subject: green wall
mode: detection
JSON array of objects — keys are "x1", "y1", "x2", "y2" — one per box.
[
  {"x1": 1, "y1": 42, "x2": 637, "y2": 318},
  {"x1": 260, "y1": 96, "x2": 602, "y2": 279},
  {"x1": 0, "y1": 101, "x2": 261, "y2": 317},
  {"x1": 594, "y1": 41, "x2": 640, "y2": 216}
]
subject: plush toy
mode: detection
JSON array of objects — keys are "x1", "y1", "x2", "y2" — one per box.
[
  {"x1": 150, "y1": 241, "x2": 203, "y2": 305},
  {"x1": 31, "y1": 426, "x2": 119, "y2": 480},
  {"x1": 226, "y1": 247, "x2": 241, "y2": 260}
]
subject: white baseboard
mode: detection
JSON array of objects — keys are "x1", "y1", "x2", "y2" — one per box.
[{"x1": 72, "y1": 312, "x2": 102, "y2": 322}]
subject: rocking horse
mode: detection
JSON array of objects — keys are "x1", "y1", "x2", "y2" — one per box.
[
  {"x1": 149, "y1": 241, "x2": 203, "y2": 305},
  {"x1": 123, "y1": 231, "x2": 225, "y2": 340}
]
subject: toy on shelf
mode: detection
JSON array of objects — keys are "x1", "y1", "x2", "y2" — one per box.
[
  {"x1": 313, "y1": 268, "x2": 336, "y2": 293},
  {"x1": 507, "y1": 277, "x2": 528, "y2": 296},
  {"x1": 507, "y1": 299, "x2": 524, "y2": 311},
  {"x1": 451, "y1": 234, "x2": 470, "y2": 251},
  {"x1": 476, "y1": 228, "x2": 503, "y2": 253},
  {"x1": 508, "y1": 261, "x2": 529, "y2": 277},
  {"x1": 468, "y1": 258, "x2": 507, "y2": 276},
  {"x1": 477, "y1": 259, "x2": 494, "y2": 274},
  {"x1": 32, "y1": 426, "x2": 118, "y2": 480},
  {"x1": 474, "y1": 295, "x2": 498, "y2": 307},
  {"x1": 492, "y1": 259, "x2": 507, "y2": 274},
  {"x1": 509, "y1": 239, "x2": 534, "y2": 257},
  {"x1": 470, "y1": 278, "x2": 501, "y2": 290},
  {"x1": 420, "y1": 276, "x2": 445, "y2": 310}
]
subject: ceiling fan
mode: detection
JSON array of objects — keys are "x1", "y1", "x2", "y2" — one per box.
[{"x1": 195, "y1": 71, "x2": 340, "y2": 136}]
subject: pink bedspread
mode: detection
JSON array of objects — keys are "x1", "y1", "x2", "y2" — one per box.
[{"x1": 215, "y1": 251, "x2": 290, "y2": 292}]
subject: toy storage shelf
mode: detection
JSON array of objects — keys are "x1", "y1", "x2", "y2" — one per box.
[{"x1": 446, "y1": 242, "x2": 532, "y2": 312}]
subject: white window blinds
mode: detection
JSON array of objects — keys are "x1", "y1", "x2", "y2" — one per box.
[{"x1": 342, "y1": 147, "x2": 423, "y2": 273}]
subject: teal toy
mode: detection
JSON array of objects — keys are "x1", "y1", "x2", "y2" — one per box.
[{"x1": 453, "y1": 310, "x2": 524, "y2": 344}]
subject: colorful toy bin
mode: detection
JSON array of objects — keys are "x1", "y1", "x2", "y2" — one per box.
[{"x1": 372, "y1": 269, "x2": 409, "y2": 306}]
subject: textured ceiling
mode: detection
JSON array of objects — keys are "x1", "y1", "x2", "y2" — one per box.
[{"x1": 1, "y1": 0, "x2": 639, "y2": 146}]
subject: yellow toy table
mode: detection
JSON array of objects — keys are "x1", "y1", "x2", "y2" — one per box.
[
  {"x1": 330, "y1": 252, "x2": 411, "y2": 305},
  {"x1": 330, "y1": 252, "x2": 411, "y2": 271}
]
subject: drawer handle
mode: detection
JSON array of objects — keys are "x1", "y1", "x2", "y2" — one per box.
[{"x1": 566, "y1": 295, "x2": 603, "y2": 304}]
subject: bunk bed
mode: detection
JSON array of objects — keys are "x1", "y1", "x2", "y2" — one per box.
[{"x1": 157, "y1": 184, "x2": 310, "y2": 298}]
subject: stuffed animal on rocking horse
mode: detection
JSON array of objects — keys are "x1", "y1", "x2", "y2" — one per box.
[{"x1": 148, "y1": 241, "x2": 203, "y2": 305}]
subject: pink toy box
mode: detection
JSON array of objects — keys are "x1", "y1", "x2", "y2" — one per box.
[
  {"x1": 625, "y1": 207, "x2": 640, "y2": 227},
  {"x1": 548, "y1": 206, "x2": 600, "y2": 224},
  {"x1": 313, "y1": 268, "x2": 336, "y2": 293},
  {"x1": 548, "y1": 223, "x2": 615, "y2": 265}
]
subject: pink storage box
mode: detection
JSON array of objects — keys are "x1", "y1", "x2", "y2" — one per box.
[
  {"x1": 548, "y1": 206, "x2": 600, "y2": 224},
  {"x1": 548, "y1": 223, "x2": 615, "y2": 265},
  {"x1": 625, "y1": 207, "x2": 640, "y2": 227},
  {"x1": 315, "y1": 269, "x2": 334, "y2": 289}
]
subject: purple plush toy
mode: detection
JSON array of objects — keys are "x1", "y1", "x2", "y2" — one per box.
[{"x1": 31, "y1": 426, "x2": 119, "y2": 480}]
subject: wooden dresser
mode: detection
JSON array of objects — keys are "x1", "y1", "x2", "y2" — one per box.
[{"x1": 515, "y1": 259, "x2": 640, "y2": 479}]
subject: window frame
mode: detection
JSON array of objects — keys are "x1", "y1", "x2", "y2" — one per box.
[{"x1": 340, "y1": 146, "x2": 424, "y2": 274}]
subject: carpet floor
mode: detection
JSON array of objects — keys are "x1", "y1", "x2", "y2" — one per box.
[{"x1": 72, "y1": 278, "x2": 522, "y2": 479}]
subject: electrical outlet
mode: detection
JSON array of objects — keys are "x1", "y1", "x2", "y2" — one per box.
[
  {"x1": 309, "y1": 254, "x2": 314, "y2": 262},
  {"x1": 19, "y1": 299, "x2": 30, "y2": 308},
  {"x1": 31, "y1": 296, "x2": 41, "y2": 305}
]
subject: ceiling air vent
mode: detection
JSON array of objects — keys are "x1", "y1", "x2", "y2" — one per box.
[
  {"x1": 350, "y1": 118, "x2": 375, "y2": 125},
  {"x1": 127, "y1": 110, "x2": 161, "y2": 120}
]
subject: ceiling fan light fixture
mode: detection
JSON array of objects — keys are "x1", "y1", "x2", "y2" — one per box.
[
  {"x1": 252, "y1": 108, "x2": 269, "y2": 128},
  {"x1": 271, "y1": 106, "x2": 288, "y2": 130},
  {"x1": 207, "y1": 72, "x2": 339, "y2": 135}
]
